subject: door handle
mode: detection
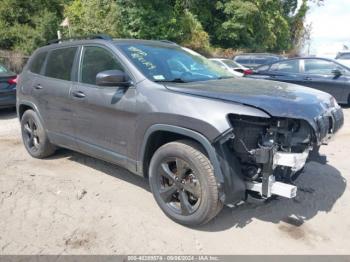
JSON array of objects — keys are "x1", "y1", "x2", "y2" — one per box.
[
  {"x1": 34, "y1": 84, "x2": 43, "y2": 90},
  {"x1": 72, "y1": 91, "x2": 86, "y2": 98},
  {"x1": 304, "y1": 76, "x2": 312, "y2": 81}
]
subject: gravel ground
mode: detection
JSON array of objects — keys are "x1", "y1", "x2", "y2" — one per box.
[{"x1": 0, "y1": 107, "x2": 349, "y2": 255}]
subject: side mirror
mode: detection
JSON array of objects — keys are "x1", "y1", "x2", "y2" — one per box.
[
  {"x1": 331, "y1": 69, "x2": 342, "y2": 77},
  {"x1": 96, "y1": 70, "x2": 131, "y2": 87}
]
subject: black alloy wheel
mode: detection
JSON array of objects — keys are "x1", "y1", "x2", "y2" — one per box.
[
  {"x1": 158, "y1": 157, "x2": 201, "y2": 215},
  {"x1": 149, "y1": 140, "x2": 222, "y2": 226}
]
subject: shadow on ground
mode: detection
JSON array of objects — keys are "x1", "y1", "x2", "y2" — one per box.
[
  {"x1": 48, "y1": 148, "x2": 346, "y2": 232},
  {"x1": 0, "y1": 107, "x2": 16, "y2": 120},
  {"x1": 49, "y1": 148, "x2": 151, "y2": 192}
]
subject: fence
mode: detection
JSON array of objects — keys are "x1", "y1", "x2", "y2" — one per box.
[{"x1": 0, "y1": 50, "x2": 29, "y2": 74}]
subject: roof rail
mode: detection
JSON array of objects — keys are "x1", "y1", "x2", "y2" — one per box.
[
  {"x1": 47, "y1": 34, "x2": 113, "y2": 45},
  {"x1": 159, "y1": 40, "x2": 177, "y2": 45}
]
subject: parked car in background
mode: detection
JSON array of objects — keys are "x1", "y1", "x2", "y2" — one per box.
[
  {"x1": 233, "y1": 53, "x2": 285, "y2": 69},
  {"x1": 0, "y1": 63, "x2": 17, "y2": 109},
  {"x1": 17, "y1": 37, "x2": 343, "y2": 226},
  {"x1": 209, "y1": 58, "x2": 251, "y2": 77},
  {"x1": 335, "y1": 51, "x2": 350, "y2": 68},
  {"x1": 246, "y1": 57, "x2": 350, "y2": 105}
]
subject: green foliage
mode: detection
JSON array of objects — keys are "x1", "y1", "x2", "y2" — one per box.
[
  {"x1": 208, "y1": 0, "x2": 302, "y2": 51},
  {"x1": 64, "y1": 0, "x2": 120, "y2": 36},
  {"x1": 0, "y1": 0, "x2": 65, "y2": 54},
  {"x1": 0, "y1": 0, "x2": 314, "y2": 55}
]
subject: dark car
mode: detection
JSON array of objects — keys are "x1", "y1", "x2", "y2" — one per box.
[
  {"x1": 246, "y1": 57, "x2": 350, "y2": 104},
  {"x1": 233, "y1": 53, "x2": 284, "y2": 69},
  {"x1": 17, "y1": 37, "x2": 343, "y2": 226},
  {"x1": 0, "y1": 63, "x2": 17, "y2": 109}
]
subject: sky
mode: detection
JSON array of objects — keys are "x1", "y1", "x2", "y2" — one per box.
[{"x1": 304, "y1": 0, "x2": 350, "y2": 57}]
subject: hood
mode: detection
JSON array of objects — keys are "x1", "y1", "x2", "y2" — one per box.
[{"x1": 165, "y1": 78, "x2": 335, "y2": 128}]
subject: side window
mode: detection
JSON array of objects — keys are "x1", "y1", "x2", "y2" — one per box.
[
  {"x1": 81, "y1": 46, "x2": 124, "y2": 85},
  {"x1": 45, "y1": 47, "x2": 77, "y2": 81},
  {"x1": 304, "y1": 59, "x2": 337, "y2": 75},
  {"x1": 29, "y1": 51, "x2": 47, "y2": 74},
  {"x1": 270, "y1": 60, "x2": 299, "y2": 73}
]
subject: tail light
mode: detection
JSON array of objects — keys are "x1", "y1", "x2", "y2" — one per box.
[
  {"x1": 243, "y1": 69, "x2": 253, "y2": 75},
  {"x1": 7, "y1": 76, "x2": 17, "y2": 85}
]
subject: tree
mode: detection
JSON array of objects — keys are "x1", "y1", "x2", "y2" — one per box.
[
  {"x1": 64, "y1": 0, "x2": 120, "y2": 37},
  {"x1": 64, "y1": 0, "x2": 210, "y2": 53},
  {"x1": 0, "y1": 0, "x2": 66, "y2": 54}
]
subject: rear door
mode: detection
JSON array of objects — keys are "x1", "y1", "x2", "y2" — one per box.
[
  {"x1": 302, "y1": 59, "x2": 349, "y2": 103},
  {"x1": 70, "y1": 45, "x2": 137, "y2": 166},
  {"x1": 33, "y1": 46, "x2": 79, "y2": 145}
]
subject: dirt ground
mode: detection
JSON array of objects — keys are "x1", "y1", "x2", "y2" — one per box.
[{"x1": 0, "y1": 107, "x2": 349, "y2": 255}]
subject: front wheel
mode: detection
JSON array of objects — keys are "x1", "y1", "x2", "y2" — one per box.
[{"x1": 149, "y1": 140, "x2": 222, "y2": 226}]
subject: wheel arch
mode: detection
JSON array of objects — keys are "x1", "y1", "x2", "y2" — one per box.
[
  {"x1": 17, "y1": 101, "x2": 42, "y2": 121},
  {"x1": 138, "y1": 124, "x2": 224, "y2": 185}
]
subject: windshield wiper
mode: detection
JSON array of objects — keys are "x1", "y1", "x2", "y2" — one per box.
[{"x1": 154, "y1": 78, "x2": 187, "y2": 83}]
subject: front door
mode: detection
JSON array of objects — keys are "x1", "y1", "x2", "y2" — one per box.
[
  {"x1": 70, "y1": 45, "x2": 137, "y2": 166},
  {"x1": 302, "y1": 59, "x2": 349, "y2": 103}
]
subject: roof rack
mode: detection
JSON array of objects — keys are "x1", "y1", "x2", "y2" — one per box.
[{"x1": 47, "y1": 34, "x2": 113, "y2": 45}]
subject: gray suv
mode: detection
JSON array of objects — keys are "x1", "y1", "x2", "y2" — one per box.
[{"x1": 17, "y1": 37, "x2": 344, "y2": 226}]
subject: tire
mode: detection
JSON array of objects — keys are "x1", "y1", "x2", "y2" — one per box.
[
  {"x1": 20, "y1": 110, "x2": 56, "y2": 158},
  {"x1": 149, "y1": 140, "x2": 222, "y2": 226}
]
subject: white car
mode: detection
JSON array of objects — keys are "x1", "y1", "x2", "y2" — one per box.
[
  {"x1": 335, "y1": 51, "x2": 350, "y2": 68},
  {"x1": 209, "y1": 58, "x2": 252, "y2": 77}
]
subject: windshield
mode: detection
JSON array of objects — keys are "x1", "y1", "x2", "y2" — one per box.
[
  {"x1": 222, "y1": 59, "x2": 241, "y2": 68},
  {"x1": 118, "y1": 44, "x2": 234, "y2": 82}
]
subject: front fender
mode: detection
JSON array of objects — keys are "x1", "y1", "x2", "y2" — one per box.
[{"x1": 138, "y1": 124, "x2": 247, "y2": 205}]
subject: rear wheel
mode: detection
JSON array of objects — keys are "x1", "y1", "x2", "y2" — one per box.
[
  {"x1": 21, "y1": 110, "x2": 56, "y2": 158},
  {"x1": 149, "y1": 140, "x2": 222, "y2": 226}
]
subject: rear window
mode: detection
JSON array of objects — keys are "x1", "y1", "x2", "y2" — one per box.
[
  {"x1": 45, "y1": 47, "x2": 78, "y2": 81},
  {"x1": 234, "y1": 56, "x2": 251, "y2": 65},
  {"x1": 29, "y1": 51, "x2": 47, "y2": 74},
  {"x1": 0, "y1": 64, "x2": 8, "y2": 73}
]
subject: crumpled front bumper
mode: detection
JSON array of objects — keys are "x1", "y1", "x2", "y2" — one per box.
[
  {"x1": 315, "y1": 106, "x2": 344, "y2": 145},
  {"x1": 273, "y1": 150, "x2": 309, "y2": 172}
]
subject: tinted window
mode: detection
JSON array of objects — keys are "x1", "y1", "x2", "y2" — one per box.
[
  {"x1": 270, "y1": 60, "x2": 299, "y2": 73},
  {"x1": 304, "y1": 59, "x2": 338, "y2": 75},
  {"x1": 45, "y1": 47, "x2": 77, "y2": 81},
  {"x1": 81, "y1": 46, "x2": 124, "y2": 85},
  {"x1": 29, "y1": 51, "x2": 47, "y2": 74}
]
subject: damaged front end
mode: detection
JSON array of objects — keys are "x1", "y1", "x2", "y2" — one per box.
[{"x1": 220, "y1": 114, "x2": 319, "y2": 201}]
